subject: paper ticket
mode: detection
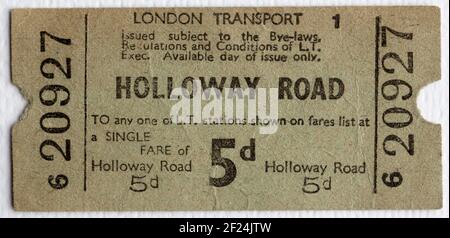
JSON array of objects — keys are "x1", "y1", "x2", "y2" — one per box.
[{"x1": 11, "y1": 7, "x2": 441, "y2": 211}]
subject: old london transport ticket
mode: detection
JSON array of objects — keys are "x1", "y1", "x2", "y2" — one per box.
[{"x1": 11, "y1": 7, "x2": 441, "y2": 211}]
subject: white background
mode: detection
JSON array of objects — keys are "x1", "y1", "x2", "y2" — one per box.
[{"x1": 0, "y1": 0, "x2": 448, "y2": 218}]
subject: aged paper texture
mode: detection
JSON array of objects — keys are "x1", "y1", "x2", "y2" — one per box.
[{"x1": 11, "y1": 7, "x2": 441, "y2": 210}]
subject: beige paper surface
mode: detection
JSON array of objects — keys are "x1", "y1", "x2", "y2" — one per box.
[{"x1": 11, "y1": 7, "x2": 441, "y2": 211}]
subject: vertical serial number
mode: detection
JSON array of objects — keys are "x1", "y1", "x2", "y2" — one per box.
[
  {"x1": 378, "y1": 18, "x2": 415, "y2": 189},
  {"x1": 39, "y1": 31, "x2": 72, "y2": 190}
]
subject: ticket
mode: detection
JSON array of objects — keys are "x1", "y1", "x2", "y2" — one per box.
[{"x1": 11, "y1": 7, "x2": 441, "y2": 211}]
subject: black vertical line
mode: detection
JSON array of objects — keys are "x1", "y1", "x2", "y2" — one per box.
[
  {"x1": 373, "y1": 16, "x2": 380, "y2": 194},
  {"x1": 84, "y1": 14, "x2": 88, "y2": 191}
]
